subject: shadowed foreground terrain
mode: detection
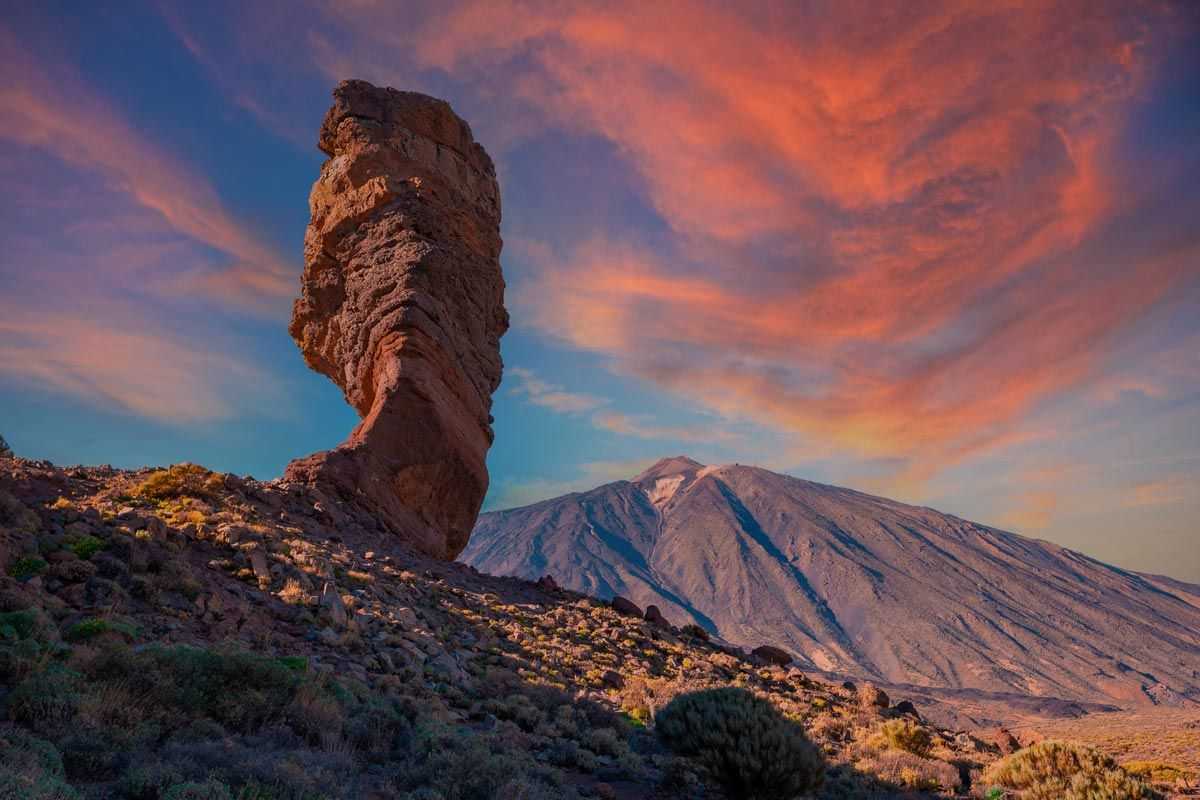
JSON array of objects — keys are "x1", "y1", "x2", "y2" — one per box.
[{"x1": 0, "y1": 454, "x2": 1193, "y2": 798}]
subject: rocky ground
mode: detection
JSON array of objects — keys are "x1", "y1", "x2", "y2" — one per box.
[{"x1": 0, "y1": 454, "x2": 1191, "y2": 799}]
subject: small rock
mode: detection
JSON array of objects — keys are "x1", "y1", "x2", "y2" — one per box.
[
  {"x1": 752, "y1": 645, "x2": 794, "y2": 666},
  {"x1": 249, "y1": 549, "x2": 271, "y2": 582},
  {"x1": 992, "y1": 727, "x2": 1020, "y2": 755},
  {"x1": 320, "y1": 582, "x2": 348, "y2": 628},
  {"x1": 893, "y1": 700, "x2": 919, "y2": 718}
]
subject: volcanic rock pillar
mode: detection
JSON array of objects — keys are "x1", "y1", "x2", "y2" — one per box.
[{"x1": 286, "y1": 80, "x2": 508, "y2": 559}]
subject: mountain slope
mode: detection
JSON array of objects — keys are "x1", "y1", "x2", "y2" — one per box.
[{"x1": 465, "y1": 457, "x2": 1200, "y2": 708}]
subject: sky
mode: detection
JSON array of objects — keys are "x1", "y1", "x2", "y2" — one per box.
[{"x1": 1, "y1": 1, "x2": 1198, "y2": 581}]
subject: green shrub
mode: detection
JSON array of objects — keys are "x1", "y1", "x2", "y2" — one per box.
[
  {"x1": 6, "y1": 665, "x2": 81, "y2": 727},
  {"x1": 84, "y1": 645, "x2": 302, "y2": 733},
  {"x1": 64, "y1": 618, "x2": 137, "y2": 643},
  {"x1": 655, "y1": 687, "x2": 824, "y2": 800},
  {"x1": 875, "y1": 718, "x2": 933, "y2": 757},
  {"x1": 8, "y1": 556, "x2": 48, "y2": 580},
  {"x1": 0, "y1": 608, "x2": 53, "y2": 642},
  {"x1": 982, "y1": 741, "x2": 1163, "y2": 800},
  {"x1": 276, "y1": 655, "x2": 308, "y2": 673},
  {"x1": 65, "y1": 535, "x2": 105, "y2": 560}
]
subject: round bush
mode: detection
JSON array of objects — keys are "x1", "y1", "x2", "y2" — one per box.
[
  {"x1": 655, "y1": 687, "x2": 824, "y2": 800},
  {"x1": 982, "y1": 741, "x2": 1162, "y2": 800}
]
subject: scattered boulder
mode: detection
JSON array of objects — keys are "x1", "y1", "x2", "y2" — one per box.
[
  {"x1": 859, "y1": 684, "x2": 890, "y2": 709},
  {"x1": 611, "y1": 596, "x2": 643, "y2": 618},
  {"x1": 320, "y1": 582, "x2": 349, "y2": 628},
  {"x1": 893, "y1": 699, "x2": 919, "y2": 718},
  {"x1": 752, "y1": 645, "x2": 794, "y2": 666},
  {"x1": 644, "y1": 604, "x2": 670, "y2": 627},
  {"x1": 841, "y1": 680, "x2": 858, "y2": 693},
  {"x1": 536, "y1": 574, "x2": 561, "y2": 592},
  {"x1": 601, "y1": 670, "x2": 624, "y2": 689},
  {"x1": 286, "y1": 79, "x2": 508, "y2": 560},
  {"x1": 992, "y1": 727, "x2": 1020, "y2": 755}
]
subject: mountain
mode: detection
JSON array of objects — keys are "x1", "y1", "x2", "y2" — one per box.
[{"x1": 465, "y1": 457, "x2": 1200, "y2": 709}]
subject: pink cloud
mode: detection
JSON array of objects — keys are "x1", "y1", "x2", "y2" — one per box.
[
  {"x1": 0, "y1": 26, "x2": 294, "y2": 313},
  {"x1": 0, "y1": 304, "x2": 277, "y2": 422}
]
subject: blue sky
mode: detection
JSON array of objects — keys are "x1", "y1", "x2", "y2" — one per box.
[{"x1": 1, "y1": 1, "x2": 1198, "y2": 580}]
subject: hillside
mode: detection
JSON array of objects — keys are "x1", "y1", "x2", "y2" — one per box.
[
  {"x1": 0, "y1": 454, "x2": 1055, "y2": 799},
  {"x1": 466, "y1": 457, "x2": 1200, "y2": 712}
]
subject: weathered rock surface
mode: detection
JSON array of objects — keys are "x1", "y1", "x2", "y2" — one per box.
[{"x1": 286, "y1": 80, "x2": 508, "y2": 560}]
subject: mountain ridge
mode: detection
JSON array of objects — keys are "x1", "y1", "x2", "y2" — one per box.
[{"x1": 465, "y1": 456, "x2": 1200, "y2": 710}]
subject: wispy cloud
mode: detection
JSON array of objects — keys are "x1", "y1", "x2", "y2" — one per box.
[
  {"x1": 507, "y1": 366, "x2": 737, "y2": 444},
  {"x1": 334, "y1": 0, "x2": 1190, "y2": 490},
  {"x1": 0, "y1": 304, "x2": 278, "y2": 422},
  {"x1": 507, "y1": 367, "x2": 607, "y2": 414},
  {"x1": 0, "y1": 26, "x2": 294, "y2": 313},
  {"x1": 592, "y1": 411, "x2": 733, "y2": 443}
]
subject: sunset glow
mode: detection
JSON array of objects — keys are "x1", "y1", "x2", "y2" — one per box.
[{"x1": 2, "y1": 1, "x2": 1197, "y2": 579}]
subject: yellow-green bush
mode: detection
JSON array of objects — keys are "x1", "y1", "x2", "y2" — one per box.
[
  {"x1": 133, "y1": 464, "x2": 224, "y2": 501},
  {"x1": 874, "y1": 718, "x2": 933, "y2": 757},
  {"x1": 655, "y1": 687, "x2": 824, "y2": 800},
  {"x1": 982, "y1": 740, "x2": 1163, "y2": 800}
]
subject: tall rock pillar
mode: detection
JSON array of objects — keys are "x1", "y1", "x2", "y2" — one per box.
[{"x1": 286, "y1": 80, "x2": 508, "y2": 559}]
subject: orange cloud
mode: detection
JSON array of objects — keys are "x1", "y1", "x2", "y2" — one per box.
[
  {"x1": 323, "y1": 0, "x2": 1190, "y2": 485},
  {"x1": 0, "y1": 304, "x2": 277, "y2": 422},
  {"x1": 66, "y1": 2, "x2": 1195, "y2": 485},
  {"x1": 0, "y1": 27, "x2": 294, "y2": 313}
]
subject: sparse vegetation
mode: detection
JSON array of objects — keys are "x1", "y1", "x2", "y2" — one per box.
[
  {"x1": 2, "y1": 456, "x2": 1173, "y2": 800},
  {"x1": 7, "y1": 556, "x2": 48, "y2": 580},
  {"x1": 982, "y1": 740, "x2": 1163, "y2": 800},
  {"x1": 874, "y1": 718, "x2": 933, "y2": 757},
  {"x1": 655, "y1": 687, "x2": 825, "y2": 799},
  {"x1": 65, "y1": 534, "x2": 105, "y2": 561},
  {"x1": 133, "y1": 464, "x2": 224, "y2": 501}
]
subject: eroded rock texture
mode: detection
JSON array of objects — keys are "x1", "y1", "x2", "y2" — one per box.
[{"x1": 287, "y1": 80, "x2": 507, "y2": 560}]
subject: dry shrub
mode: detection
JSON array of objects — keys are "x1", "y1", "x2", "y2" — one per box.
[
  {"x1": 285, "y1": 682, "x2": 345, "y2": 749},
  {"x1": 855, "y1": 748, "x2": 960, "y2": 792},
  {"x1": 135, "y1": 464, "x2": 224, "y2": 501},
  {"x1": 808, "y1": 713, "x2": 850, "y2": 743},
  {"x1": 982, "y1": 740, "x2": 1163, "y2": 800},
  {"x1": 277, "y1": 579, "x2": 308, "y2": 606},
  {"x1": 872, "y1": 718, "x2": 933, "y2": 757},
  {"x1": 75, "y1": 681, "x2": 147, "y2": 730}
]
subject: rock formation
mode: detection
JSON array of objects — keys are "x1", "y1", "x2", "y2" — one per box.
[{"x1": 287, "y1": 80, "x2": 508, "y2": 560}]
